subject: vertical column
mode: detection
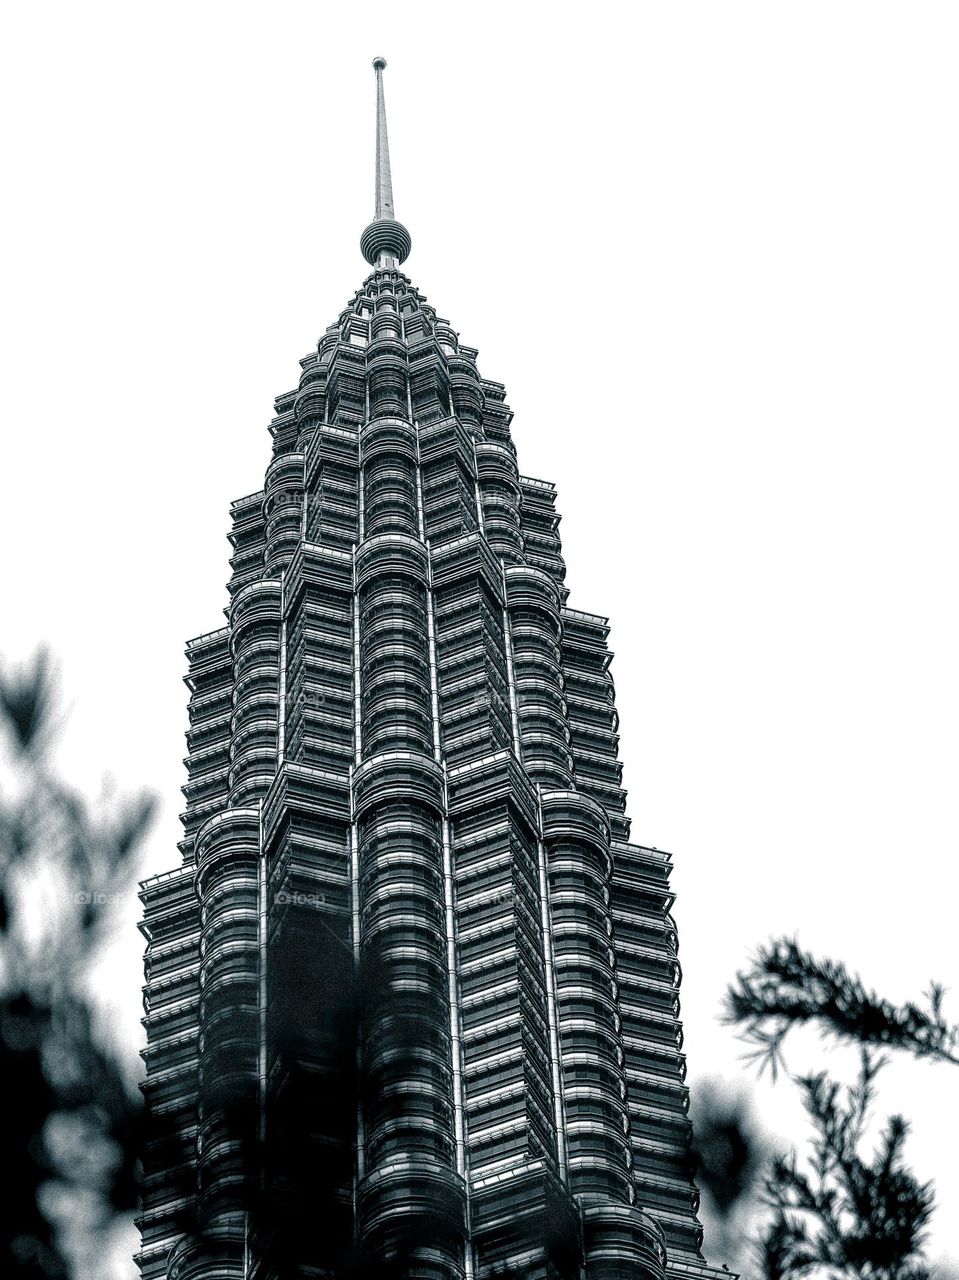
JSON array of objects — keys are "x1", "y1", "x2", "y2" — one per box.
[
  {"x1": 192, "y1": 807, "x2": 262, "y2": 1277},
  {"x1": 539, "y1": 791, "x2": 634, "y2": 1205},
  {"x1": 446, "y1": 756, "x2": 580, "y2": 1280},
  {"x1": 352, "y1": 752, "x2": 466, "y2": 1280},
  {"x1": 229, "y1": 581, "x2": 281, "y2": 809},
  {"x1": 352, "y1": 531, "x2": 465, "y2": 1279},
  {"x1": 138, "y1": 869, "x2": 202, "y2": 1280},
  {"x1": 612, "y1": 844, "x2": 705, "y2": 1260},
  {"x1": 475, "y1": 440, "x2": 523, "y2": 562},
  {"x1": 560, "y1": 610, "x2": 629, "y2": 841},
  {"x1": 367, "y1": 301, "x2": 409, "y2": 421},
  {"x1": 357, "y1": 532, "x2": 433, "y2": 758},
  {"x1": 263, "y1": 452, "x2": 304, "y2": 574},
  {"x1": 503, "y1": 565, "x2": 573, "y2": 790},
  {"x1": 258, "y1": 759, "x2": 355, "y2": 1278},
  {"x1": 257, "y1": 541, "x2": 356, "y2": 1278}
]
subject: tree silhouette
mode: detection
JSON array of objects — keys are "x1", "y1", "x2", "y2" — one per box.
[
  {"x1": 720, "y1": 938, "x2": 957, "y2": 1279},
  {"x1": 0, "y1": 649, "x2": 154, "y2": 1277}
]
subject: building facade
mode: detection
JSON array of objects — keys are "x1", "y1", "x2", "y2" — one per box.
[{"x1": 138, "y1": 60, "x2": 720, "y2": 1280}]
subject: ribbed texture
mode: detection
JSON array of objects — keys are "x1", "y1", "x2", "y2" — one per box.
[{"x1": 137, "y1": 266, "x2": 721, "y2": 1280}]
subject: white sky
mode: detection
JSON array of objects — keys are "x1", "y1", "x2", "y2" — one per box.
[{"x1": 2, "y1": 2, "x2": 957, "y2": 1271}]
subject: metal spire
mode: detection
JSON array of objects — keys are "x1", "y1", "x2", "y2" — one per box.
[
  {"x1": 361, "y1": 58, "x2": 412, "y2": 268},
  {"x1": 373, "y1": 56, "x2": 394, "y2": 221}
]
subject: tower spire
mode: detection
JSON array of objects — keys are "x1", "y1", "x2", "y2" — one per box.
[
  {"x1": 373, "y1": 56, "x2": 394, "y2": 221},
  {"x1": 361, "y1": 57, "x2": 412, "y2": 268}
]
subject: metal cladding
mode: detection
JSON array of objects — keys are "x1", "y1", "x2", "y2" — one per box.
[{"x1": 136, "y1": 60, "x2": 728, "y2": 1280}]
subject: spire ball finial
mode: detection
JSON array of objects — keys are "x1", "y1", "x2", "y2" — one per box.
[{"x1": 361, "y1": 55, "x2": 412, "y2": 267}]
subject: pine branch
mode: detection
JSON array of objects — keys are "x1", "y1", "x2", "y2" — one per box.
[
  {"x1": 757, "y1": 1047, "x2": 935, "y2": 1280},
  {"x1": 722, "y1": 937, "x2": 959, "y2": 1073}
]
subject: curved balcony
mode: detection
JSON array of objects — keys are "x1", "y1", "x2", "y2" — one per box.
[
  {"x1": 509, "y1": 621, "x2": 561, "y2": 658},
  {"x1": 166, "y1": 1216, "x2": 246, "y2": 1280},
  {"x1": 567, "y1": 1158, "x2": 635, "y2": 1208},
  {"x1": 229, "y1": 579, "x2": 281, "y2": 648},
  {"x1": 580, "y1": 1202, "x2": 667, "y2": 1280},
  {"x1": 264, "y1": 451, "x2": 304, "y2": 506},
  {"x1": 365, "y1": 1111, "x2": 456, "y2": 1170},
  {"x1": 541, "y1": 789, "x2": 611, "y2": 854},
  {"x1": 264, "y1": 517, "x2": 300, "y2": 570},
  {"x1": 508, "y1": 568, "x2": 570, "y2": 788},
  {"x1": 361, "y1": 666, "x2": 431, "y2": 712},
  {"x1": 356, "y1": 757, "x2": 458, "y2": 1274},
  {"x1": 231, "y1": 674, "x2": 277, "y2": 718},
  {"x1": 448, "y1": 355, "x2": 483, "y2": 430},
  {"x1": 365, "y1": 472, "x2": 417, "y2": 507},
  {"x1": 362, "y1": 681, "x2": 432, "y2": 727},
  {"x1": 475, "y1": 440, "x2": 520, "y2": 489},
  {"x1": 362, "y1": 698, "x2": 433, "y2": 758},
  {"x1": 505, "y1": 561, "x2": 562, "y2": 618},
  {"x1": 194, "y1": 808, "x2": 259, "y2": 887},
  {"x1": 434, "y1": 322, "x2": 457, "y2": 353},
  {"x1": 363, "y1": 643, "x2": 430, "y2": 680},
  {"x1": 232, "y1": 663, "x2": 279, "y2": 707},
  {"x1": 371, "y1": 311, "x2": 402, "y2": 340},
  {"x1": 361, "y1": 877, "x2": 443, "y2": 926},
  {"x1": 353, "y1": 752, "x2": 445, "y2": 823},
  {"x1": 512, "y1": 674, "x2": 567, "y2": 712},
  {"x1": 357, "y1": 1159, "x2": 467, "y2": 1273},
  {"x1": 480, "y1": 485, "x2": 520, "y2": 514},
  {"x1": 298, "y1": 355, "x2": 327, "y2": 388},
  {"x1": 559, "y1": 1016, "x2": 625, "y2": 1064},
  {"x1": 198, "y1": 906, "x2": 256, "y2": 959},
  {"x1": 229, "y1": 699, "x2": 277, "y2": 743},
  {"x1": 484, "y1": 514, "x2": 524, "y2": 562},
  {"x1": 362, "y1": 578, "x2": 428, "y2": 616},
  {"x1": 519, "y1": 702, "x2": 572, "y2": 746},
  {"x1": 227, "y1": 745, "x2": 277, "y2": 802},
  {"x1": 367, "y1": 333, "x2": 408, "y2": 363},
  {"x1": 232, "y1": 638, "x2": 280, "y2": 683},
  {"x1": 356, "y1": 532, "x2": 429, "y2": 590},
  {"x1": 361, "y1": 627, "x2": 428, "y2": 672},
  {"x1": 512, "y1": 657, "x2": 566, "y2": 705},
  {"x1": 293, "y1": 383, "x2": 326, "y2": 429},
  {"x1": 556, "y1": 979, "x2": 621, "y2": 1022},
  {"x1": 361, "y1": 909, "x2": 447, "y2": 958},
  {"x1": 542, "y1": 786, "x2": 636, "y2": 1204},
  {"x1": 363, "y1": 850, "x2": 442, "y2": 894},
  {"x1": 552, "y1": 916, "x2": 615, "y2": 965},
  {"x1": 363, "y1": 463, "x2": 417, "y2": 494},
  {"x1": 364, "y1": 478, "x2": 418, "y2": 537},
  {"x1": 517, "y1": 734, "x2": 574, "y2": 789},
  {"x1": 363, "y1": 1011, "x2": 452, "y2": 1070},
  {"x1": 363, "y1": 1047, "x2": 453, "y2": 1101}
]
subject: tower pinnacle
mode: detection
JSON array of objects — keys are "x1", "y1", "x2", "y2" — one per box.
[{"x1": 360, "y1": 57, "x2": 412, "y2": 268}]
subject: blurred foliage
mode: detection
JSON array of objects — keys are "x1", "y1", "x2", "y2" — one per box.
[
  {"x1": 714, "y1": 937, "x2": 958, "y2": 1280},
  {"x1": 724, "y1": 938, "x2": 959, "y2": 1079},
  {"x1": 688, "y1": 1077, "x2": 770, "y2": 1265},
  {"x1": 4, "y1": 648, "x2": 955, "y2": 1280},
  {"x1": 0, "y1": 649, "x2": 154, "y2": 1278},
  {"x1": 759, "y1": 1051, "x2": 933, "y2": 1280}
]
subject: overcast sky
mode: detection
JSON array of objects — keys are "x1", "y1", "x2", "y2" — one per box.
[{"x1": 2, "y1": 2, "x2": 957, "y2": 1271}]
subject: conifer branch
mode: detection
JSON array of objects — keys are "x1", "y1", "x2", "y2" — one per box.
[{"x1": 722, "y1": 937, "x2": 959, "y2": 1076}]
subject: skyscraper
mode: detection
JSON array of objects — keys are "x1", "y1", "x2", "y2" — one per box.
[{"x1": 139, "y1": 59, "x2": 722, "y2": 1280}]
